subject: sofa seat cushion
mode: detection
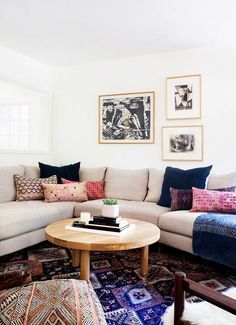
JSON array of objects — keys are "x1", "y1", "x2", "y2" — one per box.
[
  {"x1": 0, "y1": 201, "x2": 75, "y2": 240},
  {"x1": 159, "y1": 210, "x2": 203, "y2": 237},
  {"x1": 74, "y1": 199, "x2": 169, "y2": 225}
]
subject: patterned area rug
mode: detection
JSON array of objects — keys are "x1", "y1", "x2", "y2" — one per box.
[{"x1": 1, "y1": 241, "x2": 236, "y2": 325}]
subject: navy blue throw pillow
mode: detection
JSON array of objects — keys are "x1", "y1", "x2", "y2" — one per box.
[
  {"x1": 158, "y1": 165, "x2": 213, "y2": 208},
  {"x1": 38, "y1": 162, "x2": 80, "y2": 184}
]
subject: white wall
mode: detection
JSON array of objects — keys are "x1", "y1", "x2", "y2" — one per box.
[
  {"x1": 0, "y1": 45, "x2": 53, "y2": 166},
  {"x1": 52, "y1": 47, "x2": 236, "y2": 173}
]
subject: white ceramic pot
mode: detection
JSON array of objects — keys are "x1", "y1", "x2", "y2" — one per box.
[{"x1": 102, "y1": 204, "x2": 119, "y2": 218}]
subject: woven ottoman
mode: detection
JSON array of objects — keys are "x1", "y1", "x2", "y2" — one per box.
[{"x1": 0, "y1": 279, "x2": 107, "y2": 324}]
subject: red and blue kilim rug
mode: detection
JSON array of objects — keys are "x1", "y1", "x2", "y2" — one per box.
[{"x1": 1, "y1": 241, "x2": 236, "y2": 325}]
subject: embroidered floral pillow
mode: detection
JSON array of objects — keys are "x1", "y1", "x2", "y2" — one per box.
[
  {"x1": 61, "y1": 178, "x2": 105, "y2": 200},
  {"x1": 170, "y1": 186, "x2": 236, "y2": 211},
  {"x1": 14, "y1": 174, "x2": 57, "y2": 201},
  {"x1": 42, "y1": 183, "x2": 88, "y2": 203},
  {"x1": 191, "y1": 187, "x2": 236, "y2": 213}
]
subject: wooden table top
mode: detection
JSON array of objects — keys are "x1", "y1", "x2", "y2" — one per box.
[{"x1": 45, "y1": 218, "x2": 160, "y2": 251}]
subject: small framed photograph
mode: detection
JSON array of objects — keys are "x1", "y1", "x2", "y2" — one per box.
[
  {"x1": 162, "y1": 125, "x2": 203, "y2": 161},
  {"x1": 166, "y1": 74, "x2": 201, "y2": 120},
  {"x1": 98, "y1": 91, "x2": 155, "y2": 144}
]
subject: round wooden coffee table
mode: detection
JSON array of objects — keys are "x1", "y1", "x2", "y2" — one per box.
[{"x1": 45, "y1": 218, "x2": 160, "y2": 281}]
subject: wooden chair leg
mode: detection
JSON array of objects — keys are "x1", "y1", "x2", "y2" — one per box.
[{"x1": 174, "y1": 272, "x2": 186, "y2": 325}]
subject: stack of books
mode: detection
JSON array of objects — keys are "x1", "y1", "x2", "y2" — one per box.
[
  {"x1": 87, "y1": 215, "x2": 129, "y2": 233},
  {"x1": 66, "y1": 216, "x2": 134, "y2": 236}
]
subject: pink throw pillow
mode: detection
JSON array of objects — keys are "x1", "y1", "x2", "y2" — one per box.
[
  {"x1": 42, "y1": 183, "x2": 88, "y2": 203},
  {"x1": 86, "y1": 180, "x2": 105, "y2": 200},
  {"x1": 61, "y1": 178, "x2": 105, "y2": 200},
  {"x1": 191, "y1": 187, "x2": 236, "y2": 213}
]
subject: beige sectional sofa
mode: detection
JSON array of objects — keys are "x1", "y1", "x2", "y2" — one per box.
[{"x1": 1, "y1": 165, "x2": 236, "y2": 257}]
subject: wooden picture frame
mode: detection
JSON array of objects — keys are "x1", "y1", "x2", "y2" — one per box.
[
  {"x1": 166, "y1": 74, "x2": 201, "y2": 120},
  {"x1": 162, "y1": 125, "x2": 203, "y2": 161},
  {"x1": 98, "y1": 91, "x2": 155, "y2": 144}
]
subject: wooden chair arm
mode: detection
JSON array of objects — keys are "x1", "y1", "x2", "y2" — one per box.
[{"x1": 174, "y1": 271, "x2": 236, "y2": 325}]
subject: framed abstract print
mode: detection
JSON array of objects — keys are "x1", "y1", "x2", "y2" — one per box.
[{"x1": 166, "y1": 74, "x2": 201, "y2": 120}]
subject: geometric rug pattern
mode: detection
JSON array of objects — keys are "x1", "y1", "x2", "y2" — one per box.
[{"x1": 1, "y1": 241, "x2": 236, "y2": 325}]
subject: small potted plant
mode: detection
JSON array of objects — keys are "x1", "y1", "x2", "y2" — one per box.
[{"x1": 102, "y1": 198, "x2": 119, "y2": 218}]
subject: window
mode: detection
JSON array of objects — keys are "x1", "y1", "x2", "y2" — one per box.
[
  {"x1": 0, "y1": 103, "x2": 30, "y2": 150},
  {"x1": 0, "y1": 79, "x2": 52, "y2": 153}
]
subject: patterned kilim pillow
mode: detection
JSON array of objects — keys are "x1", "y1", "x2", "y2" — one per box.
[
  {"x1": 0, "y1": 279, "x2": 107, "y2": 324},
  {"x1": 14, "y1": 175, "x2": 57, "y2": 201},
  {"x1": 42, "y1": 182, "x2": 88, "y2": 202},
  {"x1": 191, "y1": 187, "x2": 236, "y2": 213},
  {"x1": 170, "y1": 186, "x2": 236, "y2": 211},
  {"x1": 170, "y1": 188, "x2": 193, "y2": 211},
  {"x1": 61, "y1": 178, "x2": 77, "y2": 184},
  {"x1": 86, "y1": 180, "x2": 105, "y2": 200},
  {"x1": 61, "y1": 178, "x2": 105, "y2": 200}
]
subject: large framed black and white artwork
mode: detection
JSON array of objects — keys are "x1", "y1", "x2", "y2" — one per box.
[
  {"x1": 166, "y1": 74, "x2": 201, "y2": 120},
  {"x1": 99, "y1": 91, "x2": 155, "y2": 144},
  {"x1": 162, "y1": 125, "x2": 203, "y2": 161}
]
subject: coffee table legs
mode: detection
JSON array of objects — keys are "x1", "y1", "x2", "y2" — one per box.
[
  {"x1": 72, "y1": 247, "x2": 148, "y2": 280},
  {"x1": 72, "y1": 249, "x2": 80, "y2": 267},
  {"x1": 140, "y1": 245, "x2": 149, "y2": 276},
  {"x1": 80, "y1": 250, "x2": 90, "y2": 281},
  {"x1": 72, "y1": 249, "x2": 90, "y2": 281}
]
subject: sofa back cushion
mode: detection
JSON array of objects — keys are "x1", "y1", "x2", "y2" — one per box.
[
  {"x1": 23, "y1": 165, "x2": 40, "y2": 179},
  {"x1": 105, "y1": 167, "x2": 148, "y2": 201},
  {"x1": 207, "y1": 172, "x2": 236, "y2": 189},
  {"x1": 79, "y1": 167, "x2": 107, "y2": 181},
  {"x1": 0, "y1": 166, "x2": 24, "y2": 202},
  {"x1": 145, "y1": 168, "x2": 164, "y2": 203}
]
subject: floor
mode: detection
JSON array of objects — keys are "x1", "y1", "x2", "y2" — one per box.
[{"x1": 1, "y1": 242, "x2": 236, "y2": 325}]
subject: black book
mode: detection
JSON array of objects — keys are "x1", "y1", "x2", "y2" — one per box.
[
  {"x1": 93, "y1": 215, "x2": 122, "y2": 223},
  {"x1": 89, "y1": 220, "x2": 120, "y2": 227},
  {"x1": 73, "y1": 223, "x2": 129, "y2": 233},
  {"x1": 89, "y1": 219, "x2": 128, "y2": 228}
]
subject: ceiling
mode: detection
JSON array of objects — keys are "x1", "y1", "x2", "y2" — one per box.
[{"x1": 0, "y1": 0, "x2": 236, "y2": 66}]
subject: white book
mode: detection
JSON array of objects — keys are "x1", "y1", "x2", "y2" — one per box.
[{"x1": 65, "y1": 223, "x2": 135, "y2": 236}]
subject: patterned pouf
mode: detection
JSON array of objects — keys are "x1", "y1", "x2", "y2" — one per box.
[{"x1": 0, "y1": 279, "x2": 107, "y2": 324}]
